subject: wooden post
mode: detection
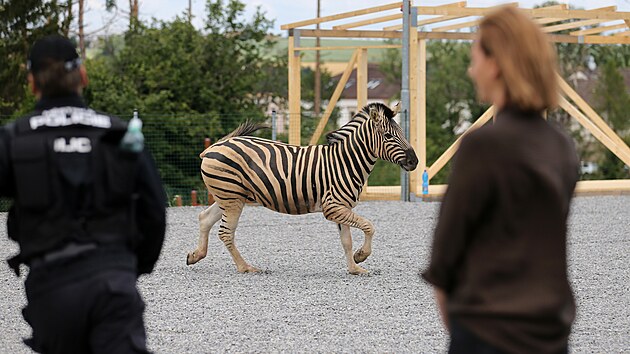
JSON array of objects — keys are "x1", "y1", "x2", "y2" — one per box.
[
  {"x1": 207, "y1": 191, "x2": 215, "y2": 206},
  {"x1": 204, "y1": 137, "x2": 211, "y2": 149},
  {"x1": 356, "y1": 48, "x2": 368, "y2": 109},
  {"x1": 191, "y1": 190, "x2": 198, "y2": 206},
  {"x1": 409, "y1": 30, "x2": 419, "y2": 195},
  {"x1": 418, "y1": 39, "x2": 427, "y2": 180},
  {"x1": 288, "y1": 33, "x2": 302, "y2": 146},
  {"x1": 174, "y1": 195, "x2": 182, "y2": 207}
]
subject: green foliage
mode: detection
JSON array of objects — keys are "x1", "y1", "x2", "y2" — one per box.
[
  {"x1": 595, "y1": 60, "x2": 630, "y2": 132},
  {"x1": 82, "y1": 0, "x2": 277, "y2": 194},
  {"x1": 0, "y1": 0, "x2": 70, "y2": 118}
]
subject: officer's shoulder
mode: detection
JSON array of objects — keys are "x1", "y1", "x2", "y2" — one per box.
[{"x1": 92, "y1": 110, "x2": 127, "y2": 130}]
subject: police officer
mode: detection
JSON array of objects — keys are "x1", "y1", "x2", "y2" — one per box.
[{"x1": 0, "y1": 35, "x2": 166, "y2": 353}]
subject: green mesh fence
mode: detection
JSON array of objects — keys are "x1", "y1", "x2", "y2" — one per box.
[{"x1": 0, "y1": 110, "x2": 405, "y2": 212}]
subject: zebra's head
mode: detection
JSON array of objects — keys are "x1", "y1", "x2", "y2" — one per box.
[{"x1": 365, "y1": 103, "x2": 418, "y2": 171}]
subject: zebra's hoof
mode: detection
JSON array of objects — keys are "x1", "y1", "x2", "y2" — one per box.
[
  {"x1": 237, "y1": 265, "x2": 261, "y2": 273},
  {"x1": 349, "y1": 265, "x2": 368, "y2": 275},
  {"x1": 353, "y1": 249, "x2": 369, "y2": 264},
  {"x1": 186, "y1": 252, "x2": 195, "y2": 265}
]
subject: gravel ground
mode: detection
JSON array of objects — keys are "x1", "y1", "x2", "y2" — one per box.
[{"x1": 1, "y1": 196, "x2": 628, "y2": 353}]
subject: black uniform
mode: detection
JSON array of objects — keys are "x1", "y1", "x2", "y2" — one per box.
[{"x1": 0, "y1": 94, "x2": 166, "y2": 354}]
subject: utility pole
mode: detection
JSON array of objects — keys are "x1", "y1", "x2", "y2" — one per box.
[{"x1": 314, "y1": 0, "x2": 321, "y2": 116}]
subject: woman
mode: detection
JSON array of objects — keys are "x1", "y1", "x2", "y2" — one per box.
[{"x1": 422, "y1": 6, "x2": 579, "y2": 354}]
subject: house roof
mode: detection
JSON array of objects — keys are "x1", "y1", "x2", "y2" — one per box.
[
  {"x1": 331, "y1": 63, "x2": 400, "y2": 100},
  {"x1": 570, "y1": 67, "x2": 630, "y2": 107}
]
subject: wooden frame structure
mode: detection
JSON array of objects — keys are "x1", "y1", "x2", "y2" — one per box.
[{"x1": 282, "y1": 1, "x2": 630, "y2": 199}]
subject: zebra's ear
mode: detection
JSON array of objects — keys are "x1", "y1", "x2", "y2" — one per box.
[
  {"x1": 392, "y1": 102, "x2": 401, "y2": 117},
  {"x1": 369, "y1": 107, "x2": 382, "y2": 122}
]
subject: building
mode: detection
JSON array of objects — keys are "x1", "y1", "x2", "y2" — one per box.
[{"x1": 331, "y1": 63, "x2": 400, "y2": 126}]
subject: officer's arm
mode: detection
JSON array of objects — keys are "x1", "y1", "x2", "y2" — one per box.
[
  {"x1": 0, "y1": 128, "x2": 14, "y2": 197},
  {"x1": 134, "y1": 149, "x2": 167, "y2": 275}
]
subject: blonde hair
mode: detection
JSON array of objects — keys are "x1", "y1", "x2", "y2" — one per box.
[{"x1": 478, "y1": 6, "x2": 558, "y2": 112}]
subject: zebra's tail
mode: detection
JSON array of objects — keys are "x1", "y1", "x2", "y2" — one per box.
[
  {"x1": 219, "y1": 121, "x2": 269, "y2": 142},
  {"x1": 200, "y1": 121, "x2": 269, "y2": 158}
]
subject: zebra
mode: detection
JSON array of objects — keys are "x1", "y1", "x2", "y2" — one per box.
[{"x1": 186, "y1": 102, "x2": 418, "y2": 274}]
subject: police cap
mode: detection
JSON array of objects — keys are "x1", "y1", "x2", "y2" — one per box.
[{"x1": 27, "y1": 35, "x2": 81, "y2": 74}]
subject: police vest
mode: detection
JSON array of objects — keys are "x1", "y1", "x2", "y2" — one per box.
[{"x1": 6, "y1": 106, "x2": 140, "y2": 263}]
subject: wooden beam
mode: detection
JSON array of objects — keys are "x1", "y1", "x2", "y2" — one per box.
[
  {"x1": 613, "y1": 30, "x2": 630, "y2": 36},
  {"x1": 417, "y1": 38, "x2": 427, "y2": 191},
  {"x1": 574, "y1": 180, "x2": 630, "y2": 195},
  {"x1": 583, "y1": 35, "x2": 630, "y2": 44},
  {"x1": 409, "y1": 31, "x2": 419, "y2": 195},
  {"x1": 427, "y1": 106, "x2": 495, "y2": 179},
  {"x1": 296, "y1": 29, "x2": 630, "y2": 45},
  {"x1": 535, "y1": 18, "x2": 565, "y2": 25},
  {"x1": 432, "y1": 4, "x2": 568, "y2": 32},
  {"x1": 288, "y1": 36, "x2": 301, "y2": 146},
  {"x1": 309, "y1": 50, "x2": 359, "y2": 146},
  {"x1": 414, "y1": 30, "x2": 630, "y2": 44},
  {"x1": 364, "y1": 180, "x2": 630, "y2": 200},
  {"x1": 542, "y1": 19, "x2": 610, "y2": 33},
  {"x1": 299, "y1": 29, "x2": 403, "y2": 39},
  {"x1": 384, "y1": 1, "x2": 468, "y2": 31},
  {"x1": 333, "y1": 14, "x2": 401, "y2": 30},
  {"x1": 559, "y1": 96, "x2": 630, "y2": 167},
  {"x1": 281, "y1": 2, "x2": 401, "y2": 30},
  {"x1": 571, "y1": 23, "x2": 627, "y2": 36},
  {"x1": 557, "y1": 75, "x2": 630, "y2": 163},
  {"x1": 294, "y1": 45, "x2": 401, "y2": 51},
  {"x1": 432, "y1": 18, "x2": 479, "y2": 32},
  {"x1": 384, "y1": 16, "x2": 467, "y2": 31},
  {"x1": 415, "y1": 7, "x2": 630, "y2": 20},
  {"x1": 356, "y1": 48, "x2": 368, "y2": 109}
]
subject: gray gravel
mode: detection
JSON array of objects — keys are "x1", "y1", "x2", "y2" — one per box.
[{"x1": 1, "y1": 196, "x2": 628, "y2": 353}]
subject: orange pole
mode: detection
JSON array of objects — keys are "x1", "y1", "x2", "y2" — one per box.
[
  {"x1": 204, "y1": 137, "x2": 211, "y2": 149},
  {"x1": 174, "y1": 195, "x2": 182, "y2": 207},
  {"x1": 191, "y1": 190, "x2": 198, "y2": 206}
]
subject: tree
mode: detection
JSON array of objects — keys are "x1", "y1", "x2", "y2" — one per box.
[
  {"x1": 0, "y1": 0, "x2": 71, "y2": 119},
  {"x1": 84, "y1": 0, "x2": 276, "y2": 194},
  {"x1": 595, "y1": 60, "x2": 630, "y2": 132}
]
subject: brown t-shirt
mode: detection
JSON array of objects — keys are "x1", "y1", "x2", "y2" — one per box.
[{"x1": 422, "y1": 107, "x2": 579, "y2": 354}]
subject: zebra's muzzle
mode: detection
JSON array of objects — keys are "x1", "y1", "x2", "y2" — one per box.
[{"x1": 399, "y1": 149, "x2": 418, "y2": 171}]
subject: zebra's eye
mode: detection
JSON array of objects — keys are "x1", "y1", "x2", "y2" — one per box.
[{"x1": 384, "y1": 133, "x2": 393, "y2": 140}]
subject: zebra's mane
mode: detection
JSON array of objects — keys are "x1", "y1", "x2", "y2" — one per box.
[
  {"x1": 325, "y1": 103, "x2": 396, "y2": 145},
  {"x1": 219, "y1": 121, "x2": 269, "y2": 142}
]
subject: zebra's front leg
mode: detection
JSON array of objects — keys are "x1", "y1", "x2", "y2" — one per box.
[
  {"x1": 338, "y1": 224, "x2": 368, "y2": 275},
  {"x1": 219, "y1": 200, "x2": 260, "y2": 273},
  {"x1": 187, "y1": 202, "x2": 222, "y2": 265}
]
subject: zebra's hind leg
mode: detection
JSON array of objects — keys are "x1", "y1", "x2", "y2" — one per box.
[
  {"x1": 337, "y1": 224, "x2": 368, "y2": 275},
  {"x1": 187, "y1": 202, "x2": 222, "y2": 265},
  {"x1": 218, "y1": 199, "x2": 260, "y2": 273}
]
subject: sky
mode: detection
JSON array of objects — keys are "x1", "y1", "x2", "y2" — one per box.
[{"x1": 83, "y1": 0, "x2": 630, "y2": 37}]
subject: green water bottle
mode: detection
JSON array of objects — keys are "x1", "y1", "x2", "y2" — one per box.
[{"x1": 120, "y1": 109, "x2": 144, "y2": 152}]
